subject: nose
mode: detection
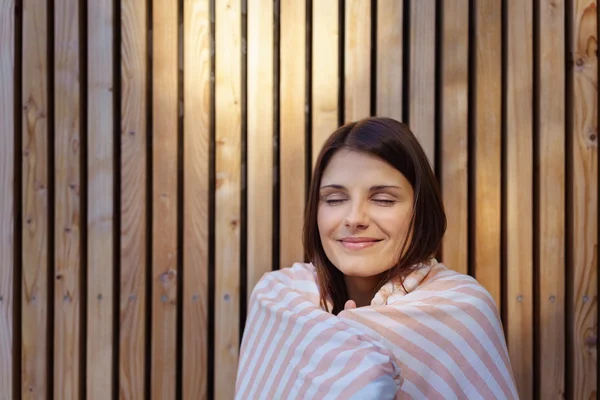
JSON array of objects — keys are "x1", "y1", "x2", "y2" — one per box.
[{"x1": 344, "y1": 201, "x2": 369, "y2": 230}]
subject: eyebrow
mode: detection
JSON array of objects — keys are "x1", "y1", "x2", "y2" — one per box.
[{"x1": 319, "y1": 184, "x2": 402, "y2": 191}]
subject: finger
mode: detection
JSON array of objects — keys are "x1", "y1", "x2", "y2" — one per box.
[{"x1": 344, "y1": 300, "x2": 357, "y2": 310}]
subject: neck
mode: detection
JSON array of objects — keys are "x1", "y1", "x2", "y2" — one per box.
[{"x1": 344, "y1": 274, "x2": 383, "y2": 307}]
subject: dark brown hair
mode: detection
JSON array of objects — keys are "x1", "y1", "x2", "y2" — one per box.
[{"x1": 303, "y1": 117, "x2": 446, "y2": 314}]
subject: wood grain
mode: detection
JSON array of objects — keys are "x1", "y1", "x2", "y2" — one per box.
[
  {"x1": 152, "y1": 0, "x2": 179, "y2": 397},
  {"x1": 215, "y1": 0, "x2": 241, "y2": 398},
  {"x1": 344, "y1": 0, "x2": 370, "y2": 122},
  {"x1": 473, "y1": 0, "x2": 502, "y2": 309},
  {"x1": 312, "y1": 0, "x2": 338, "y2": 166},
  {"x1": 247, "y1": 0, "x2": 273, "y2": 294},
  {"x1": 54, "y1": 0, "x2": 82, "y2": 397},
  {"x1": 570, "y1": 1, "x2": 598, "y2": 398},
  {"x1": 119, "y1": 0, "x2": 147, "y2": 398},
  {"x1": 87, "y1": 1, "x2": 115, "y2": 398},
  {"x1": 21, "y1": 0, "x2": 48, "y2": 397},
  {"x1": 183, "y1": 0, "x2": 209, "y2": 398},
  {"x1": 538, "y1": 0, "x2": 566, "y2": 397},
  {"x1": 0, "y1": 1, "x2": 14, "y2": 398},
  {"x1": 376, "y1": 0, "x2": 402, "y2": 122},
  {"x1": 440, "y1": 0, "x2": 468, "y2": 275},
  {"x1": 409, "y1": 0, "x2": 435, "y2": 167},
  {"x1": 505, "y1": 1, "x2": 533, "y2": 397},
  {"x1": 279, "y1": 0, "x2": 306, "y2": 270}
]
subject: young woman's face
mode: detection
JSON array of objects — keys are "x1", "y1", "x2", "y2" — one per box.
[{"x1": 317, "y1": 150, "x2": 414, "y2": 279}]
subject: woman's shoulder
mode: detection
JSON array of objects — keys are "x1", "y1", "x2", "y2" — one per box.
[
  {"x1": 377, "y1": 260, "x2": 500, "y2": 318},
  {"x1": 251, "y1": 262, "x2": 320, "y2": 304},
  {"x1": 421, "y1": 261, "x2": 496, "y2": 300},
  {"x1": 259, "y1": 262, "x2": 317, "y2": 284},
  {"x1": 405, "y1": 260, "x2": 503, "y2": 321}
]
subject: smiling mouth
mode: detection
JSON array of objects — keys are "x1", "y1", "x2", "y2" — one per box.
[{"x1": 338, "y1": 238, "x2": 383, "y2": 250}]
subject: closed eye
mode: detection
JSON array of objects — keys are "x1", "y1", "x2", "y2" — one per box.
[
  {"x1": 324, "y1": 198, "x2": 347, "y2": 205},
  {"x1": 372, "y1": 197, "x2": 397, "y2": 205}
]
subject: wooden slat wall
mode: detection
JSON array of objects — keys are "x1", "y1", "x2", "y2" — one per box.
[
  {"x1": 119, "y1": 0, "x2": 147, "y2": 397},
  {"x1": 409, "y1": 0, "x2": 435, "y2": 168},
  {"x1": 473, "y1": 0, "x2": 503, "y2": 312},
  {"x1": 182, "y1": 0, "x2": 210, "y2": 399},
  {"x1": 376, "y1": 0, "x2": 403, "y2": 122},
  {"x1": 345, "y1": 0, "x2": 370, "y2": 122},
  {"x1": 87, "y1": 1, "x2": 115, "y2": 398},
  {"x1": 312, "y1": 0, "x2": 338, "y2": 165},
  {"x1": 440, "y1": 0, "x2": 468, "y2": 276},
  {"x1": 538, "y1": 1, "x2": 566, "y2": 398},
  {"x1": 279, "y1": 0, "x2": 305, "y2": 277},
  {"x1": 0, "y1": 1, "x2": 15, "y2": 399},
  {"x1": 214, "y1": 1, "x2": 241, "y2": 399},
  {"x1": 246, "y1": 0, "x2": 273, "y2": 302},
  {"x1": 151, "y1": 0, "x2": 179, "y2": 397},
  {"x1": 21, "y1": 0, "x2": 48, "y2": 397},
  {"x1": 0, "y1": 1, "x2": 597, "y2": 399},
  {"x1": 54, "y1": 0, "x2": 82, "y2": 397},
  {"x1": 506, "y1": 1, "x2": 534, "y2": 397},
  {"x1": 570, "y1": 1, "x2": 598, "y2": 398}
]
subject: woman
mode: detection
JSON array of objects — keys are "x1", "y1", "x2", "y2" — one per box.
[{"x1": 236, "y1": 117, "x2": 517, "y2": 399}]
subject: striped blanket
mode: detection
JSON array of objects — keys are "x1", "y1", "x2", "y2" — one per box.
[{"x1": 235, "y1": 260, "x2": 518, "y2": 399}]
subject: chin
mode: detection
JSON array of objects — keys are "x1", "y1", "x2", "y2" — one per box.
[{"x1": 333, "y1": 259, "x2": 387, "y2": 278}]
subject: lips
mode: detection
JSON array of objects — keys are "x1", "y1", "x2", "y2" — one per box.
[{"x1": 338, "y1": 237, "x2": 382, "y2": 250}]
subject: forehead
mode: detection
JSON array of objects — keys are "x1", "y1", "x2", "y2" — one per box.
[{"x1": 320, "y1": 150, "x2": 408, "y2": 186}]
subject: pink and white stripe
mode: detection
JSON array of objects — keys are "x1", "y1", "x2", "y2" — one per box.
[{"x1": 235, "y1": 261, "x2": 518, "y2": 399}]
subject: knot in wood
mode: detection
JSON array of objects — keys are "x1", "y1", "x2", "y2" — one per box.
[
  {"x1": 159, "y1": 269, "x2": 177, "y2": 284},
  {"x1": 585, "y1": 334, "x2": 597, "y2": 348}
]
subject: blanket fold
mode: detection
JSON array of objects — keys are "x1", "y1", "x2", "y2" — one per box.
[{"x1": 235, "y1": 261, "x2": 518, "y2": 399}]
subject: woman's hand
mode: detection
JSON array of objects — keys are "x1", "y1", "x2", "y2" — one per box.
[{"x1": 344, "y1": 300, "x2": 357, "y2": 310}]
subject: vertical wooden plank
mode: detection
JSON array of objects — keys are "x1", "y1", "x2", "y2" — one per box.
[
  {"x1": 440, "y1": 0, "x2": 468, "y2": 275},
  {"x1": 538, "y1": 0, "x2": 566, "y2": 397},
  {"x1": 152, "y1": 0, "x2": 178, "y2": 397},
  {"x1": 54, "y1": 0, "x2": 81, "y2": 396},
  {"x1": 570, "y1": 1, "x2": 598, "y2": 398},
  {"x1": 21, "y1": 0, "x2": 48, "y2": 397},
  {"x1": 120, "y1": 0, "x2": 147, "y2": 397},
  {"x1": 473, "y1": 0, "x2": 502, "y2": 308},
  {"x1": 87, "y1": 1, "x2": 114, "y2": 398},
  {"x1": 344, "y1": 0, "x2": 370, "y2": 122},
  {"x1": 215, "y1": 0, "x2": 241, "y2": 398},
  {"x1": 0, "y1": 1, "x2": 14, "y2": 398},
  {"x1": 183, "y1": 0, "x2": 209, "y2": 398},
  {"x1": 506, "y1": 0, "x2": 533, "y2": 397},
  {"x1": 409, "y1": 0, "x2": 435, "y2": 167},
  {"x1": 312, "y1": 0, "x2": 338, "y2": 165},
  {"x1": 247, "y1": 0, "x2": 273, "y2": 294},
  {"x1": 280, "y1": 0, "x2": 305, "y2": 269},
  {"x1": 377, "y1": 0, "x2": 403, "y2": 122}
]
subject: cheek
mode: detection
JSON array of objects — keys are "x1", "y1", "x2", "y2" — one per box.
[
  {"x1": 317, "y1": 206, "x2": 340, "y2": 236},
  {"x1": 377, "y1": 208, "x2": 412, "y2": 239}
]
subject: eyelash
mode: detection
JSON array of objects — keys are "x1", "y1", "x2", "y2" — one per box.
[{"x1": 323, "y1": 198, "x2": 396, "y2": 205}]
